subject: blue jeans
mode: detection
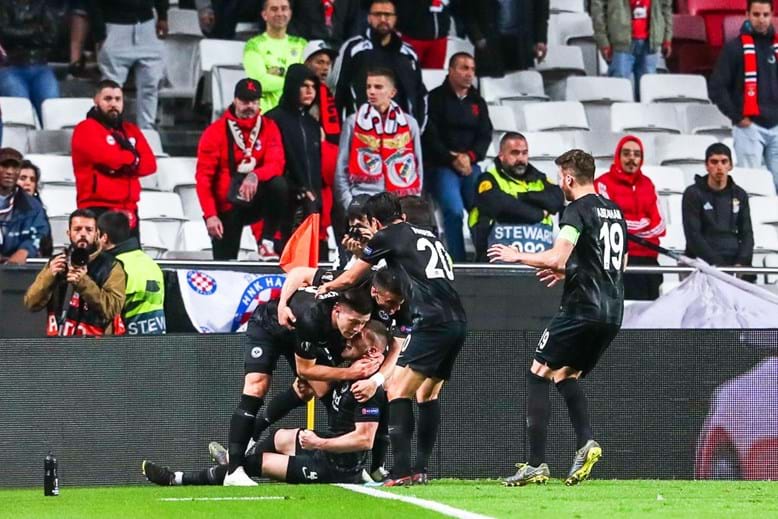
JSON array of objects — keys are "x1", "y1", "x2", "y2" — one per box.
[
  {"x1": 608, "y1": 39, "x2": 658, "y2": 100},
  {"x1": 0, "y1": 65, "x2": 60, "y2": 122},
  {"x1": 428, "y1": 165, "x2": 479, "y2": 262},
  {"x1": 733, "y1": 122, "x2": 778, "y2": 191}
]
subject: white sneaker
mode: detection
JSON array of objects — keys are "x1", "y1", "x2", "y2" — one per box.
[
  {"x1": 258, "y1": 240, "x2": 279, "y2": 261},
  {"x1": 223, "y1": 466, "x2": 257, "y2": 486}
]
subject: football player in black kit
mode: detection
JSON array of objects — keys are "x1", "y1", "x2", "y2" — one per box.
[
  {"x1": 221, "y1": 286, "x2": 380, "y2": 486},
  {"x1": 318, "y1": 192, "x2": 467, "y2": 487},
  {"x1": 141, "y1": 322, "x2": 389, "y2": 486},
  {"x1": 489, "y1": 149, "x2": 627, "y2": 487}
]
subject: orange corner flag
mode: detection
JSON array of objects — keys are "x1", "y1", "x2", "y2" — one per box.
[{"x1": 280, "y1": 213, "x2": 320, "y2": 272}]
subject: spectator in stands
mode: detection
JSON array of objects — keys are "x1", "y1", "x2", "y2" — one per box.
[
  {"x1": 595, "y1": 136, "x2": 665, "y2": 300},
  {"x1": 17, "y1": 159, "x2": 53, "y2": 257},
  {"x1": 244, "y1": 0, "x2": 307, "y2": 115},
  {"x1": 682, "y1": 143, "x2": 754, "y2": 270},
  {"x1": 396, "y1": 0, "x2": 451, "y2": 69},
  {"x1": 469, "y1": 132, "x2": 563, "y2": 262},
  {"x1": 334, "y1": 68, "x2": 423, "y2": 212},
  {"x1": 195, "y1": 78, "x2": 287, "y2": 261},
  {"x1": 710, "y1": 0, "x2": 778, "y2": 191},
  {"x1": 0, "y1": 148, "x2": 50, "y2": 265},
  {"x1": 0, "y1": 0, "x2": 62, "y2": 121},
  {"x1": 72, "y1": 80, "x2": 158, "y2": 240},
  {"x1": 67, "y1": 2, "x2": 92, "y2": 79},
  {"x1": 463, "y1": 0, "x2": 549, "y2": 77},
  {"x1": 24, "y1": 208, "x2": 126, "y2": 336},
  {"x1": 98, "y1": 211, "x2": 166, "y2": 335},
  {"x1": 334, "y1": 0, "x2": 427, "y2": 128},
  {"x1": 265, "y1": 64, "x2": 324, "y2": 250},
  {"x1": 423, "y1": 52, "x2": 491, "y2": 262},
  {"x1": 287, "y1": 0, "x2": 360, "y2": 46},
  {"x1": 591, "y1": 0, "x2": 673, "y2": 99},
  {"x1": 91, "y1": 0, "x2": 168, "y2": 129},
  {"x1": 195, "y1": 0, "x2": 262, "y2": 39}
]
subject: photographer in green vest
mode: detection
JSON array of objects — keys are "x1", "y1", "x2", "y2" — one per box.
[
  {"x1": 469, "y1": 132, "x2": 564, "y2": 262},
  {"x1": 98, "y1": 211, "x2": 166, "y2": 335}
]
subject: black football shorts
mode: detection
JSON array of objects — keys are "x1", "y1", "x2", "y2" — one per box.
[
  {"x1": 397, "y1": 321, "x2": 467, "y2": 381},
  {"x1": 534, "y1": 315, "x2": 620, "y2": 377},
  {"x1": 243, "y1": 325, "x2": 296, "y2": 375}
]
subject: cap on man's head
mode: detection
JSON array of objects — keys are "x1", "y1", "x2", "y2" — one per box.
[
  {"x1": 0, "y1": 147, "x2": 23, "y2": 166},
  {"x1": 705, "y1": 142, "x2": 733, "y2": 162},
  {"x1": 234, "y1": 78, "x2": 262, "y2": 101},
  {"x1": 303, "y1": 40, "x2": 337, "y2": 62}
]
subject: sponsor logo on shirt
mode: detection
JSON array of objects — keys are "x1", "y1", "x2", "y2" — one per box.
[{"x1": 361, "y1": 407, "x2": 380, "y2": 416}]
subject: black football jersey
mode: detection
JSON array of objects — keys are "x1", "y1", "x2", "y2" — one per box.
[
  {"x1": 558, "y1": 193, "x2": 626, "y2": 325},
  {"x1": 361, "y1": 223, "x2": 466, "y2": 328}
]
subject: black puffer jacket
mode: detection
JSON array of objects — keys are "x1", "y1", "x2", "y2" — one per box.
[
  {"x1": 288, "y1": 0, "x2": 360, "y2": 47},
  {"x1": 396, "y1": 0, "x2": 451, "y2": 41},
  {"x1": 0, "y1": 0, "x2": 62, "y2": 66},
  {"x1": 265, "y1": 64, "x2": 322, "y2": 196}
]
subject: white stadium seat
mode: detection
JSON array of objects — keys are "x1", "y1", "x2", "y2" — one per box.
[
  {"x1": 654, "y1": 134, "x2": 717, "y2": 167},
  {"x1": 640, "y1": 166, "x2": 688, "y2": 195},
  {"x1": 167, "y1": 7, "x2": 203, "y2": 36},
  {"x1": 550, "y1": 0, "x2": 585, "y2": 13},
  {"x1": 174, "y1": 220, "x2": 213, "y2": 251},
  {"x1": 421, "y1": 69, "x2": 447, "y2": 92},
  {"x1": 137, "y1": 191, "x2": 187, "y2": 250},
  {"x1": 0, "y1": 96, "x2": 39, "y2": 128},
  {"x1": 611, "y1": 103, "x2": 682, "y2": 134},
  {"x1": 24, "y1": 154, "x2": 76, "y2": 186},
  {"x1": 480, "y1": 71, "x2": 548, "y2": 105},
  {"x1": 523, "y1": 101, "x2": 589, "y2": 132},
  {"x1": 39, "y1": 185, "x2": 77, "y2": 247},
  {"x1": 729, "y1": 168, "x2": 777, "y2": 197},
  {"x1": 550, "y1": 12, "x2": 597, "y2": 75},
  {"x1": 487, "y1": 105, "x2": 518, "y2": 133},
  {"x1": 155, "y1": 157, "x2": 198, "y2": 192},
  {"x1": 196, "y1": 39, "x2": 245, "y2": 79},
  {"x1": 161, "y1": 10, "x2": 203, "y2": 99},
  {"x1": 754, "y1": 224, "x2": 778, "y2": 252},
  {"x1": 640, "y1": 74, "x2": 710, "y2": 104},
  {"x1": 524, "y1": 131, "x2": 576, "y2": 173},
  {"x1": 683, "y1": 104, "x2": 732, "y2": 139},
  {"x1": 2, "y1": 127, "x2": 30, "y2": 152},
  {"x1": 748, "y1": 196, "x2": 778, "y2": 225},
  {"x1": 565, "y1": 76, "x2": 633, "y2": 131},
  {"x1": 27, "y1": 130, "x2": 73, "y2": 155},
  {"x1": 444, "y1": 37, "x2": 475, "y2": 67},
  {"x1": 534, "y1": 45, "x2": 586, "y2": 100},
  {"x1": 574, "y1": 131, "x2": 629, "y2": 169},
  {"x1": 41, "y1": 98, "x2": 93, "y2": 130},
  {"x1": 141, "y1": 129, "x2": 168, "y2": 157},
  {"x1": 211, "y1": 66, "x2": 246, "y2": 121},
  {"x1": 139, "y1": 220, "x2": 168, "y2": 259}
]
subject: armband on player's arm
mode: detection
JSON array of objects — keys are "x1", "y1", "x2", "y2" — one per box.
[{"x1": 558, "y1": 225, "x2": 580, "y2": 246}]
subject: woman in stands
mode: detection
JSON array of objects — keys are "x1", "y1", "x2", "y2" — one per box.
[{"x1": 17, "y1": 159, "x2": 53, "y2": 257}]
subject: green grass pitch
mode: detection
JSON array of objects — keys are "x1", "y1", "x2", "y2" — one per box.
[{"x1": 1, "y1": 480, "x2": 776, "y2": 518}]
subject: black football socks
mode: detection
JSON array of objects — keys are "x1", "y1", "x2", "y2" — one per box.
[
  {"x1": 388, "y1": 398, "x2": 414, "y2": 477},
  {"x1": 227, "y1": 394, "x2": 263, "y2": 473},
  {"x1": 527, "y1": 372, "x2": 551, "y2": 467},
  {"x1": 253, "y1": 386, "x2": 306, "y2": 440},
  {"x1": 413, "y1": 399, "x2": 440, "y2": 474},
  {"x1": 556, "y1": 378, "x2": 593, "y2": 450}
]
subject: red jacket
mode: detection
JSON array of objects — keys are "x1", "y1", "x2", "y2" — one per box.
[
  {"x1": 195, "y1": 108, "x2": 285, "y2": 219},
  {"x1": 594, "y1": 136, "x2": 666, "y2": 258},
  {"x1": 72, "y1": 112, "x2": 157, "y2": 226}
]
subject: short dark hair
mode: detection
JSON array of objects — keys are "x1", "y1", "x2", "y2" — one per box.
[
  {"x1": 337, "y1": 286, "x2": 375, "y2": 316},
  {"x1": 68, "y1": 208, "x2": 97, "y2": 228},
  {"x1": 366, "y1": 67, "x2": 396, "y2": 87},
  {"x1": 555, "y1": 149, "x2": 596, "y2": 184},
  {"x1": 95, "y1": 79, "x2": 122, "y2": 95},
  {"x1": 705, "y1": 142, "x2": 733, "y2": 163},
  {"x1": 367, "y1": 0, "x2": 397, "y2": 10},
  {"x1": 499, "y1": 131, "x2": 527, "y2": 149},
  {"x1": 372, "y1": 266, "x2": 409, "y2": 301},
  {"x1": 19, "y1": 160, "x2": 41, "y2": 182},
  {"x1": 347, "y1": 194, "x2": 371, "y2": 222},
  {"x1": 448, "y1": 52, "x2": 474, "y2": 69},
  {"x1": 363, "y1": 319, "x2": 391, "y2": 353},
  {"x1": 399, "y1": 195, "x2": 435, "y2": 229},
  {"x1": 748, "y1": 0, "x2": 773, "y2": 10},
  {"x1": 364, "y1": 192, "x2": 403, "y2": 225},
  {"x1": 97, "y1": 211, "x2": 131, "y2": 245}
]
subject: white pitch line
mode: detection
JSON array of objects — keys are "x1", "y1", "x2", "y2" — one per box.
[
  {"x1": 335, "y1": 484, "x2": 495, "y2": 519},
  {"x1": 159, "y1": 496, "x2": 287, "y2": 502}
]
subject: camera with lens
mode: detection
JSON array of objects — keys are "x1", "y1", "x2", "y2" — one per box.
[
  {"x1": 67, "y1": 246, "x2": 90, "y2": 268},
  {"x1": 347, "y1": 224, "x2": 367, "y2": 242}
]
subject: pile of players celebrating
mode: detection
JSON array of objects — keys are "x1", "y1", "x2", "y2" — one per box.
[{"x1": 142, "y1": 149, "x2": 627, "y2": 488}]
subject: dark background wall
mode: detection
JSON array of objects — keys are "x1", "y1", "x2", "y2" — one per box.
[{"x1": 1, "y1": 331, "x2": 774, "y2": 487}]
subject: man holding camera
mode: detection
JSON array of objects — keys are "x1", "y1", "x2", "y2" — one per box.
[{"x1": 24, "y1": 209, "x2": 126, "y2": 336}]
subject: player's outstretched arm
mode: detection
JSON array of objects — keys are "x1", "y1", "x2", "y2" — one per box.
[
  {"x1": 299, "y1": 422, "x2": 378, "y2": 453},
  {"x1": 277, "y1": 267, "x2": 317, "y2": 327},
  {"x1": 488, "y1": 227, "x2": 577, "y2": 271},
  {"x1": 318, "y1": 259, "x2": 372, "y2": 294}
]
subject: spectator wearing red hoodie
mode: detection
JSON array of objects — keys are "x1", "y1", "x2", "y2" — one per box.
[
  {"x1": 595, "y1": 135, "x2": 665, "y2": 300},
  {"x1": 195, "y1": 78, "x2": 287, "y2": 261},
  {"x1": 71, "y1": 80, "x2": 157, "y2": 240}
]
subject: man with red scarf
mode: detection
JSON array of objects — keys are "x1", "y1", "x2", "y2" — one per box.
[
  {"x1": 710, "y1": 0, "x2": 778, "y2": 192},
  {"x1": 595, "y1": 135, "x2": 665, "y2": 300},
  {"x1": 195, "y1": 78, "x2": 287, "y2": 261},
  {"x1": 334, "y1": 68, "x2": 423, "y2": 213},
  {"x1": 71, "y1": 80, "x2": 157, "y2": 240}
]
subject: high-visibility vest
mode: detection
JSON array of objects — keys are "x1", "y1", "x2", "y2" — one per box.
[{"x1": 115, "y1": 248, "x2": 166, "y2": 335}]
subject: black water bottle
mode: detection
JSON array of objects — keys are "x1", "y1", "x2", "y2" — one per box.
[{"x1": 44, "y1": 452, "x2": 59, "y2": 496}]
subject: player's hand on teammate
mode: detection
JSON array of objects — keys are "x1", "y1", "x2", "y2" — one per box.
[
  {"x1": 298, "y1": 429, "x2": 322, "y2": 450},
  {"x1": 536, "y1": 268, "x2": 565, "y2": 288},
  {"x1": 351, "y1": 378, "x2": 379, "y2": 403},
  {"x1": 278, "y1": 304, "x2": 297, "y2": 329},
  {"x1": 347, "y1": 357, "x2": 381, "y2": 380},
  {"x1": 487, "y1": 244, "x2": 521, "y2": 264}
]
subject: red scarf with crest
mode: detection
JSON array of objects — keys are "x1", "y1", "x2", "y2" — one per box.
[{"x1": 740, "y1": 32, "x2": 778, "y2": 117}]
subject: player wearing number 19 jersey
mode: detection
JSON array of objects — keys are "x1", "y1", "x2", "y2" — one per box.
[
  {"x1": 488, "y1": 149, "x2": 626, "y2": 488},
  {"x1": 318, "y1": 192, "x2": 467, "y2": 485}
]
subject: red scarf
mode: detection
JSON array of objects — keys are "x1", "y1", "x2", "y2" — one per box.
[
  {"x1": 318, "y1": 83, "x2": 341, "y2": 140},
  {"x1": 348, "y1": 102, "x2": 420, "y2": 196},
  {"x1": 322, "y1": 0, "x2": 334, "y2": 26},
  {"x1": 740, "y1": 32, "x2": 778, "y2": 117}
]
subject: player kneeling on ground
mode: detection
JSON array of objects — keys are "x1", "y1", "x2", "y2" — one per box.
[{"x1": 142, "y1": 322, "x2": 389, "y2": 486}]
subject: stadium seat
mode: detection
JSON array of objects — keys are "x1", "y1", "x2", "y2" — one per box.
[
  {"x1": 27, "y1": 129, "x2": 72, "y2": 155},
  {"x1": 137, "y1": 191, "x2": 187, "y2": 250},
  {"x1": 2, "y1": 127, "x2": 29, "y2": 152},
  {"x1": 754, "y1": 224, "x2": 778, "y2": 252},
  {"x1": 687, "y1": 0, "x2": 746, "y2": 48},
  {"x1": 524, "y1": 131, "x2": 576, "y2": 173},
  {"x1": 179, "y1": 186, "x2": 202, "y2": 221},
  {"x1": 565, "y1": 77, "x2": 633, "y2": 131},
  {"x1": 139, "y1": 220, "x2": 168, "y2": 259},
  {"x1": 174, "y1": 220, "x2": 212, "y2": 252},
  {"x1": 161, "y1": 9, "x2": 203, "y2": 100},
  {"x1": 195, "y1": 39, "x2": 245, "y2": 108},
  {"x1": 729, "y1": 168, "x2": 777, "y2": 197},
  {"x1": 155, "y1": 157, "x2": 197, "y2": 192},
  {"x1": 40, "y1": 98, "x2": 93, "y2": 130},
  {"x1": 764, "y1": 254, "x2": 778, "y2": 284},
  {"x1": 683, "y1": 104, "x2": 732, "y2": 140},
  {"x1": 550, "y1": 13, "x2": 597, "y2": 75},
  {"x1": 574, "y1": 131, "x2": 628, "y2": 169},
  {"x1": 238, "y1": 226, "x2": 259, "y2": 259},
  {"x1": 661, "y1": 193, "x2": 684, "y2": 226},
  {"x1": 479, "y1": 71, "x2": 548, "y2": 105},
  {"x1": 550, "y1": 0, "x2": 585, "y2": 13},
  {"x1": 38, "y1": 185, "x2": 77, "y2": 249},
  {"x1": 211, "y1": 66, "x2": 246, "y2": 121},
  {"x1": 668, "y1": 14, "x2": 714, "y2": 75},
  {"x1": 523, "y1": 101, "x2": 589, "y2": 132},
  {"x1": 444, "y1": 37, "x2": 475, "y2": 67},
  {"x1": 611, "y1": 103, "x2": 682, "y2": 134},
  {"x1": 487, "y1": 105, "x2": 518, "y2": 133},
  {"x1": 660, "y1": 220, "x2": 686, "y2": 252},
  {"x1": 421, "y1": 69, "x2": 447, "y2": 92},
  {"x1": 141, "y1": 129, "x2": 168, "y2": 157},
  {"x1": 166, "y1": 7, "x2": 203, "y2": 36},
  {"x1": 654, "y1": 134, "x2": 717, "y2": 174},
  {"x1": 640, "y1": 166, "x2": 689, "y2": 195},
  {"x1": 748, "y1": 196, "x2": 778, "y2": 225},
  {"x1": 0, "y1": 97, "x2": 39, "y2": 128},
  {"x1": 722, "y1": 14, "x2": 778, "y2": 42},
  {"x1": 534, "y1": 45, "x2": 586, "y2": 100},
  {"x1": 139, "y1": 174, "x2": 158, "y2": 191},
  {"x1": 24, "y1": 154, "x2": 75, "y2": 185},
  {"x1": 640, "y1": 74, "x2": 710, "y2": 104}
]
